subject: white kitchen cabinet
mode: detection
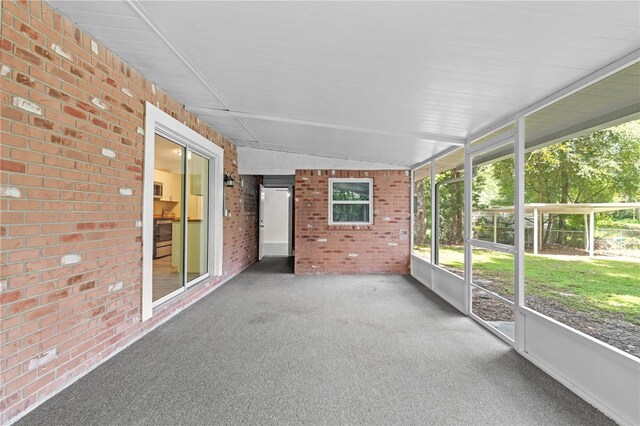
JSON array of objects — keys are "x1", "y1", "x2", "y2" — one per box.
[{"x1": 153, "y1": 169, "x2": 182, "y2": 203}]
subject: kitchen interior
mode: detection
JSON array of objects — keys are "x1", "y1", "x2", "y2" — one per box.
[{"x1": 153, "y1": 134, "x2": 209, "y2": 302}]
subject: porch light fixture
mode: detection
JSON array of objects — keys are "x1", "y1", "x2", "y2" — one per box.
[{"x1": 224, "y1": 172, "x2": 235, "y2": 187}]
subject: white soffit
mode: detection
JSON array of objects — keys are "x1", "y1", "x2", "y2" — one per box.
[
  {"x1": 50, "y1": 1, "x2": 640, "y2": 167},
  {"x1": 238, "y1": 147, "x2": 405, "y2": 176},
  {"x1": 236, "y1": 118, "x2": 441, "y2": 167},
  {"x1": 525, "y1": 62, "x2": 640, "y2": 147}
]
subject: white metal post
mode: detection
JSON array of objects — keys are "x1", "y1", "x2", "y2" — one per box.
[
  {"x1": 589, "y1": 209, "x2": 595, "y2": 257},
  {"x1": 464, "y1": 144, "x2": 472, "y2": 315},
  {"x1": 410, "y1": 170, "x2": 414, "y2": 256},
  {"x1": 430, "y1": 162, "x2": 436, "y2": 266},
  {"x1": 493, "y1": 213, "x2": 497, "y2": 243},
  {"x1": 430, "y1": 161, "x2": 436, "y2": 289},
  {"x1": 533, "y1": 208, "x2": 539, "y2": 255},
  {"x1": 584, "y1": 214, "x2": 589, "y2": 251},
  {"x1": 539, "y1": 213, "x2": 544, "y2": 253},
  {"x1": 514, "y1": 116, "x2": 526, "y2": 352}
]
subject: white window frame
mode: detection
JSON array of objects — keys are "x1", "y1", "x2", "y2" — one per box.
[
  {"x1": 141, "y1": 102, "x2": 224, "y2": 321},
  {"x1": 328, "y1": 178, "x2": 373, "y2": 225}
]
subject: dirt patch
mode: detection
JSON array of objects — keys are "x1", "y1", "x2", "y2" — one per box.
[
  {"x1": 473, "y1": 275, "x2": 639, "y2": 358},
  {"x1": 525, "y1": 295, "x2": 640, "y2": 358},
  {"x1": 428, "y1": 258, "x2": 639, "y2": 358},
  {"x1": 472, "y1": 291, "x2": 515, "y2": 322}
]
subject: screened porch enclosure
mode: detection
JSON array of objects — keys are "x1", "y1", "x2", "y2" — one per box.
[{"x1": 411, "y1": 59, "x2": 640, "y2": 424}]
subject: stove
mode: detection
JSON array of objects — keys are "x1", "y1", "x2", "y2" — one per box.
[{"x1": 153, "y1": 219, "x2": 173, "y2": 259}]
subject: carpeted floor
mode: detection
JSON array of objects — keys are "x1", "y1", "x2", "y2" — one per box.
[{"x1": 18, "y1": 257, "x2": 613, "y2": 425}]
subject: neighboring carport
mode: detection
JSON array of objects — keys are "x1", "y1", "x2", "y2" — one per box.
[{"x1": 478, "y1": 203, "x2": 640, "y2": 256}]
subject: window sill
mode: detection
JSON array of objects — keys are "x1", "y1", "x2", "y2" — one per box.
[{"x1": 328, "y1": 224, "x2": 373, "y2": 230}]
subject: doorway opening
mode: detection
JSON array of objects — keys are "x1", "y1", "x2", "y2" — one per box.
[
  {"x1": 259, "y1": 175, "x2": 295, "y2": 264},
  {"x1": 262, "y1": 187, "x2": 292, "y2": 257}
]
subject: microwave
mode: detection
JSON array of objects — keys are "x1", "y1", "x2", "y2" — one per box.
[{"x1": 153, "y1": 181, "x2": 163, "y2": 199}]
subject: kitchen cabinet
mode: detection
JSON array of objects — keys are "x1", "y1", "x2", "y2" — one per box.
[{"x1": 153, "y1": 169, "x2": 182, "y2": 203}]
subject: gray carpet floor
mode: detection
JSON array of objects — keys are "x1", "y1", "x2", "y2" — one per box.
[{"x1": 19, "y1": 257, "x2": 613, "y2": 425}]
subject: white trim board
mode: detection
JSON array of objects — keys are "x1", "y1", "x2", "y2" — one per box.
[{"x1": 142, "y1": 102, "x2": 224, "y2": 321}]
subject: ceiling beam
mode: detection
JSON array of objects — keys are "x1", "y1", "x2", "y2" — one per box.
[{"x1": 187, "y1": 106, "x2": 466, "y2": 146}]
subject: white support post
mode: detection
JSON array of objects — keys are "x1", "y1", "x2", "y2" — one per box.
[
  {"x1": 410, "y1": 170, "x2": 414, "y2": 255},
  {"x1": 430, "y1": 162, "x2": 436, "y2": 267},
  {"x1": 589, "y1": 209, "x2": 595, "y2": 257},
  {"x1": 533, "y1": 208, "x2": 539, "y2": 255},
  {"x1": 430, "y1": 161, "x2": 436, "y2": 290},
  {"x1": 584, "y1": 214, "x2": 589, "y2": 251},
  {"x1": 539, "y1": 213, "x2": 544, "y2": 253},
  {"x1": 514, "y1": 116, "x2": 526, "y2": 352},
  {"x1": 463, "y1": 145, "x2": 472, "y2": 315},
  {"x1": 493, "y1": 213, "x2": 498, "y2": 243}
]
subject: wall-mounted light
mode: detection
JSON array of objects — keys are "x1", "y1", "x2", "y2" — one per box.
[{"x1": 224, "y1": 172, "x2": 235, "y2": 187}]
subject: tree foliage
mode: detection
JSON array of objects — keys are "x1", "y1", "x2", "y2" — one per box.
[
  {"x1": 517, "y1": 122, "x2": 640, "y2": 205},
  {"x1": 416, "y1": 120, "x2": 640, "y2": 246},
  {"x1": 437, "y1": 172, "x2": 464, "y2": 244}
]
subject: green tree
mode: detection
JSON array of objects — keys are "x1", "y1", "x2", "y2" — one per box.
[
  {"x1": 437, "y1": 171, "x2": 464, "y2": 244},
  {"x1": 413, "y1": 176, "x2": 431, "y2": 246},
  {"x1": 490, "y1": 121, "x2": 640, "y2": 245}
]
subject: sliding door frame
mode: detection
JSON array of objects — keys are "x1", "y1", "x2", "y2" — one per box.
[{"x1": 142, "y1": 103, "x2": 224, "y2": 321}]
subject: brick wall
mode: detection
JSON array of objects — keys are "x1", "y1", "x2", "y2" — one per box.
[
  {"x1": 0, "y1": 1, "x2": 258, "y2": 423},
  {"x1": 294, "y1": 170, "x2": 410, "y2": 274}
]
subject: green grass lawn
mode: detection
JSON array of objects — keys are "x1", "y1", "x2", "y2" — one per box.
[{"x1": 414, "y1": 245, "x2": 640, "y2": 325}]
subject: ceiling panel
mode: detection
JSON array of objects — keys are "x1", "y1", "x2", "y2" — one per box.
[
  {"x1": 49, "y1": 1, "x2": 640, "y2": 168},
  {"x1": 137, "y1": 1, "x2": 639, "y2": 137},
  {"x1": 49, "y1": 0, "x2": 227, "y2": 111}
]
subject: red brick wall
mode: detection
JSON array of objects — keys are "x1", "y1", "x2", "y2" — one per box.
[
  {"x1": 0, "y1": 1, "x2": 258, "y2": 423},
  {"x1": 294, "y1": 170, "x2": 410, "y2": 274}
]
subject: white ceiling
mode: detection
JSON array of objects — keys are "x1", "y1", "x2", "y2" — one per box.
[{"x1": 50, "y1": 1, "x2": 640, "y2": 168}]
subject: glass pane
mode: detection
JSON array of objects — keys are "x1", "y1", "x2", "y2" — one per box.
[
  {"x1": 153, "y1": 134, "x2": 185, "y2": 302},
  {"x1": 413, "y1": 167, "x2": 431, "y2": 262},
  {"x1": 472, "y1": 247, "x2": 515, "y2": 301},
  {"x1": 524, "y1": 62, "x2": 640, "y2": 358},
  {"x1": 472, "y1": 287, "x2": 515, "y2": 341},
  {"x1": 186, "y1": 151, "x2": 209, "y2": 282},
  {"x1": 472, "y1": 142, "x2": 515, "y2": 245},
  {"x1": 332, "y1": 181, "x2": 370, "y2": 201},
  {"x1": 332, "y1": 204, "x2": 370, "y2": 223}
]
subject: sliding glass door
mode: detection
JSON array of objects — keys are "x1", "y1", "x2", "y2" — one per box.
[
  {"x1": 152, "y1": 135, "x2": 185, "y2": 302},
  {"x1": 186, "y1": 151, "x2": 209, "y2": 283},
  {"x1": 152, "y1": 134, "x2": 211, "y2": 305}
]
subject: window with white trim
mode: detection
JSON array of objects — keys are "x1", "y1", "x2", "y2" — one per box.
[{"x1": 329, "y1": 178, "x2": 373, "y2": 225}]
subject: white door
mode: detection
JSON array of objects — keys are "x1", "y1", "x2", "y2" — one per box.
[{"x1": 259, "y1": 184, "x2": 265, "y2": 260}]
